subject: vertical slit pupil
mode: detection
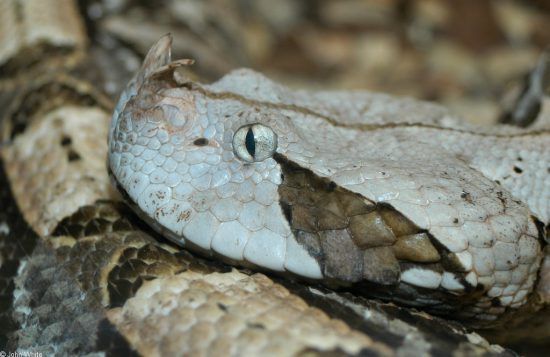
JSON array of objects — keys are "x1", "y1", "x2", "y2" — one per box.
[{"x1": 245, "y1": 128, "x2": 256, "y2": 158}]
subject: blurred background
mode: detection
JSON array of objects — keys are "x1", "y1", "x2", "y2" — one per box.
[{"x1": 81, "y1": 0, "x2": 550, "y2": 126}]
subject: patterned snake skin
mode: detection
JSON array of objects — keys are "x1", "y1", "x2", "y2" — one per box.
[
  {"x1": 1, "y1": 1, "x2": 549, "y2": 355},
  {"x1": 109, "y1": 36, "x2": 549, "y2": 325}
]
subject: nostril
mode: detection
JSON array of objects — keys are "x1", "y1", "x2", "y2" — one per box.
[{"x1": 193, "y1": 138, "x2": 209, "y2": 146}]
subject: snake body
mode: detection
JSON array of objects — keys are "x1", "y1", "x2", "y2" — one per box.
[
  {"x1": 1, "y1": 1, "x2": 549, "y2": 354},
  {"x1": 109, "y1": 36, "x2": 549, "y2": 325}
]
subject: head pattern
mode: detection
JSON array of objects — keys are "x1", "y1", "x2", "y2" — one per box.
[{"x1": 109, "y1": 36, "x2": 544, "y2": 324}]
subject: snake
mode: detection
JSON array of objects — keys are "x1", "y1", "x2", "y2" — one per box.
[
  {"x1": 108, "y1": 35, "x2": 549, "y2": 326},
  {"x1": 1, "y1": 1, "x2": 549, "y2": 355}
]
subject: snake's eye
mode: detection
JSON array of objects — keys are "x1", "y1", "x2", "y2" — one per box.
[{"x1": 233, "y1": 123, "x2": 278, "y2": 163}]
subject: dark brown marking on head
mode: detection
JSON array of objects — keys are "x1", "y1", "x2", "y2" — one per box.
[
  {"x1": 392, "y1": 233, "x2": 441, "y2": 263},
  {"x1": 272, "y1": 154, "x2": 501, "y2": 315},
  {"x1": 193, "y1": 138, "x2": 209, "y2": 146},
  {"x1": 319, "y1": 229, "x2": 364, "y2": 283},
  {"x1": 274, "y1": 153, "x2": 447, "y2": 288},
  {"x1": 349, "y1": 212, "x2": 396, "y2": 249},
  {"x1": 363, "y1": 246, "x2": 400, "y2": 285}
]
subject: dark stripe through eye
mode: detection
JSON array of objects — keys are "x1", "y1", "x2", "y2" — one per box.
[{"x1": 245, "y1": 127, "x2": 255, "y2": 157}]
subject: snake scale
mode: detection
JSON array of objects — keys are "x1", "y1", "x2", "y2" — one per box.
[{"x1": 0, "y1": 0, "x2": 549, "y2": 356}]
